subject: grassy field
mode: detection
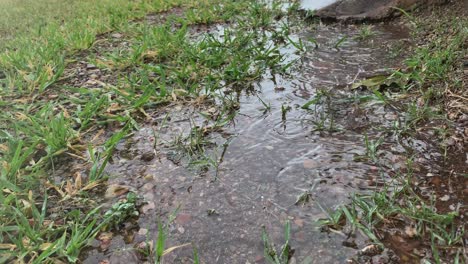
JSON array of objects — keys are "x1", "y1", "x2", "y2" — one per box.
[{"x1": 0, "y1": 0, "x2": 466, "y2": 263}]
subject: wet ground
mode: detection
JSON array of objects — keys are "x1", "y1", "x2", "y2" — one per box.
[{"x1": 80, "y1": 20, "x2": 426, "y2": 263}]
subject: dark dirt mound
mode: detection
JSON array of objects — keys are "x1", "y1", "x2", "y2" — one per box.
[{"x1": 313, "y1": 0, "x2": 448, "y2": 22}]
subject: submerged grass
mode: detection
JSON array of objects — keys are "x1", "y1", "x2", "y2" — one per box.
[{"x1": 319, "y1": 7, "x2": 467, "y2": 262}]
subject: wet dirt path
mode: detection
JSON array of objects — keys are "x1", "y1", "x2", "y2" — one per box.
[{"x1": 83, "y1": 22, "x2": 413, "y2": 263}]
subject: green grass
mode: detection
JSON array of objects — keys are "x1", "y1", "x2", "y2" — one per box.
[
  {"x1": 354, "y1": 25, "x2": 374, "y2": 41},
  {"x1": 0, "y1": 0, "x2": 188, "y2": 93}
]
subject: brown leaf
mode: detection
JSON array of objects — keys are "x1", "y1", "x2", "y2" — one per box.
[
  {"x1": 142, "y1": 50, "x2": 158, "y2": 61},
  {"x1": 105, "y1": 184, "x2": 130, "y2": 198},
  {"x1": 74, "y1": 172, "x2": 82, "y2": 190},
  {"x1": 107, "y1": 103, "x2": 122, "y2": 113},
  {"x1": 0, "y1": 244, "x2": 16, "y2": 250},
  {"x1": 45, "y1": 181, "x2": 65, "y2": 197},
  {"x1": 91, "y1": 129, "x2": 106, "y2": 143},
  {"x1": 0, "y1": 144, "x2": 9, "y2": 152},
  {"x1": 404, "y1": 226, "x2": 417, "y2": 238},
  {"x1": 15, "y1": 112, "x2": 28, "y2": 121},
  {"x1": 65, "y1": 180, "x2": 74, "y2": 195},
  {"x1": 39, "y1": 242, "x2": 53, "y2": 251},
  {"x1": 98, "y1": 232, "x2": 113, "y2": 251},
  {"x1": 163, "y1": 243, "x2": 191, "y2": 256},
  {"x1": 82, "y1": 181, "x2": 101, "y2": 191},
  {"x1": 2, "y1": 188, "x2": 13, "y2": 194},
  {"x1": 57, "y1": 105, "x2": 70, "y2": 118}
]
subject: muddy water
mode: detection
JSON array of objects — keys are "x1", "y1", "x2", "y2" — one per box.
[{"x1": 83, "y1": 24, "x2": 411, "y2": 263}]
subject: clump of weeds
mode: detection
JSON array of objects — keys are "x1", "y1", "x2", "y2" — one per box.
[
  {"x1": 262, "y1": 221, "x2": 313, "y2": 264},
  {"x1": 135, "y1": 208, "x2": 200, "y2": 263},
  {"x1": 354, "y1": 25, "x2": 375, "y2": 41}
]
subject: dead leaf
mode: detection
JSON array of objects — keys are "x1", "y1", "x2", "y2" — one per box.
[
  {"x1": 142, "y1": 50, "x2": 158, "y2": 61},
  {"x1": 1, "y1": 161, "x2": 9, "y2": 172},
  {"x1": 74, "y1": 172, "x2": 82, "y2": 190},
  {"x1": 404, "y1": 226, "x2": 417, "y2": 238},
  {"x1": 82, "y1": 181, "x2": 101, "y2": 191},
  {"x1": 39, "y1": 242, "x2": 53, "y2": 251},
  {"x1": 2, "y1": 188, "x2": 13, "y2": 194},
  {"x1": 107, "y1": 103, "x2": 122, "y2": 113},
  {"x1": 360, "y1": 244, "x2": 382, "y2": 256},
  {"x1": 0, "y1": 244, "x2": 16, "y2": 250},
  {"x1": 0, "y1": 144, "x2": 9, "y2": 152},
  {"x1": 15, "y1": 112, "x2": 28, "y2": 121},
  {"x1": 439, "y1": 194, "x2": 450, "y2": 201},
  {"x1": 98, "y1": 232, "x2": 113, "y2": 251},
  {"x1": 91, "y1": 129, "x2": 105, "y2": 143},
  {"x1": 45, "y1": 181, "x2": 65, "y2": 197},
  {"x1": 45, "y1": 64, "x2": 54, "y2": 78},
  {"x1": 105, "y1": 184, "x2": 130, "y2": 198},
  {"x1": 162, "y1": 243, "x2": 191, "y2": 256},
  {"x1": 21, "y1": 199, "x2": 32, "y2": 210},
  {"x1": 96, "y1": 58, "x2": 115, "y2": 70},
  {"x1": 59, "y1": 105, "x2": 70, "y2": 118},
  {"x1": 65, "y1": 180, "x2": 74, "y2": 195}
]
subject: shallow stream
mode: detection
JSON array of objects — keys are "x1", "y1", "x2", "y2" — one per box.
[{"x1": 82, "y1": 20, "x2": 419, "y2": 263}]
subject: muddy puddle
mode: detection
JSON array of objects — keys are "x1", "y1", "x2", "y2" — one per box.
[{"x1": 81, "y1": 22, "x2": 422, "y2": 263}]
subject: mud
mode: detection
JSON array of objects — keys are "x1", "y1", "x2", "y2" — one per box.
[
  {"x1": 302, "y1": 0, "x2": 449, "y2": 22},
  {"x1": 79, "y1": 21, "x2": 427, "y2": 263}
]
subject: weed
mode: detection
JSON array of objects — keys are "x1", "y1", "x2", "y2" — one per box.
[
  {"x1": 257, "y1": 95, "x2": 272, "y2": 114},
  {"x1": 334, "y1": 35, "x2": 348, "y2": 49},
  {"x1": 287, "y1": 36, "x2": 306, "y2": 53},
  {"x1": 262, "y1": 221, "x2": 313, "y2": 264},
  {"x1": 364, "y1": 135, "x2": 384, "y2": 163},
  {"x1": 317, "y1": 203, "x2": 345, "y2": 230},
  {"x1": 103, "y1": 192, "x2": 139, "y2": 230},
  {"x1": 354, "y1": 25, "x2": 375, "y2": 41},
  {"x1": 151, "y1": 207, "x2": 198, "y2": 264},
  {"x1": 262, "y1": 221, "x2": 294, "y2": 264},
  {"x1": 281, "y1": 104, "x2": 291, "y2": 122}
]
